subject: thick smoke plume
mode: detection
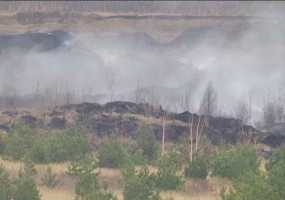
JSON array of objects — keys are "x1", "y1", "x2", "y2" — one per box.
[{"x1": 0, "y1": 9, "x2": 284, "y2": 124}]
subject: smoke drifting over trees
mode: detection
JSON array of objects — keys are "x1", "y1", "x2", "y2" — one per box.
[{"x1": 0, "y1": 2, "x2": 284, "y2": 125}]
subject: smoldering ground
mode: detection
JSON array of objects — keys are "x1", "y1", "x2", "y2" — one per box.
[{"x1": 0, "y1": 16, "x2": 284, "y2": 123}]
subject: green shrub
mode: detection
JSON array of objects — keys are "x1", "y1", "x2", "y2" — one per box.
[
  {"x1": 0, "y1": 164, "x2": 41, "y2": 200},
  {"x1": 212, "y1": 145, "x2": 259, "y2": 179},
  {"x1": 185, "y1": 156, "x2": 209, "y2": 179},
  {"x1": 29, "y1": 128, "x2": 90, "y2": 163},
  {"x1": 3, "y1": 124, "x2": 90, "y2": 163},
  {"x1": 222, "y1": 158, "x2": 285, "y2": 200},
  {"x1": 267, "y1": 146, "x2": 285, "y2": 170},
  {"x1": 13, "y1": 174, "x2": 41, "y2": 200},
  {"x1": 156, "y1": 151, "x2": 184, "y2": 190},
  {"x1": 98, "y1": 137, "x2": 131, "y2": 168},
  {"x1": 267, "y1": 160, "x2": 285, "y2": 199},
  {"x1": 41, "y1": 167, "x2": 59, "y2": 188},
  {"x1": 221, "y1": 171, "x2": 271, "y2": 200},
  {"x1": 4, "y1": 123, "x2": 35, "y2": 160},
  {"x1": 0, "y1": 166, "x2": 12, "y2": 200},
  {"x1": 123, "y1": 166, "x2": 160, "y2": 200},
  {"x1": 136, "y1": 125, "x2": 159, "y2": 162},
  {"x1": 68, "y1": 155, "x2": 117, "y2": 200}
]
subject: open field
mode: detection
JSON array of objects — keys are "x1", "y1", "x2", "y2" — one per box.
[{"x1": 0, "y1": 158, "x2": 226, "y2": 200}]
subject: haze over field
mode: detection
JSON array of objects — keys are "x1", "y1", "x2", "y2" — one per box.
[{"x1": 0, "y1": 1, "x2": 284, "y2": 124}]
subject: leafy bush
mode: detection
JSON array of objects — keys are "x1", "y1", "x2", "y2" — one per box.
[
  {"x1": 267, "y1": 146, "x2": 285, "y2": 170},
  {"x1": 98, "y1": 137, "x2": 132, "y2": 168},
  {"x1": 221, "y1": 171, "x2": 271, "y2": 200},
  {"x1": 185, "y1": 156, "x2": 209, "y2": 179},
  {"x1": 41, "y1": 167, "x2": 59, "y2": 188},
  {"x1": 0, "y1": 164, "x2": 41, "y2": 200},
  {"x1": 4, "y1": 123, "x2": 35, "y2": 160},
  {"x1": 0, "y1": 166, "x2": 12, "y2": 200},
  {"x1": 267, "y1": 160, "x2": 285, "y2": 199},
  {"x1": 212, "y1": 145, "x2": 259, "y2": 179},
  {"x1": 30, "y1": 128, "x2": 90, "y2": 163},
  {"x1": 136, "y1": 125, "x2": 159, "y2": 162},
  {"x1": 68, "y1": 155, "x2": 117, "y2": 200},
  {"x1": 3, "y1": 124, "x2": 90, "y2": 163},
  {"x1": 123, "y1": 166, "x2": 160, "y2": 200},
  {"x1": 222, "y1": 158, "x2": 285, "y2": 200},
  {"x1": 13, "y1": 174, "x2": 41, "y2": 200},
  {"x1": 156, "y1": 151, "x2": 184, "y2": 190}
]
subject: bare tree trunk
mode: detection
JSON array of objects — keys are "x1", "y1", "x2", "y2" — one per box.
[
  {"x1": 161, "y1": 114, "x2": 166, "y2": 157},
  {"x1": 195, "y1": 116, "x2": 201, "y2": 153},
  {"x1": 190, "y1": 115, "x2": 193, "y2": 162}
]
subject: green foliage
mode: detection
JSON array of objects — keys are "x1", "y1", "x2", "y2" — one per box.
[
  {"x1": 41, "y1": 167, "x2": 59, "y2": 188},
  {"x1": 68, "y1": 155, "x2": 117, "y2": 200},
  {"x1": 212, "y1": 145, "x2": 259, "y2": 179},
  {"x1": 98, "y1": 137, "x2": 132, "y2": 168},
  {"x1": 136, "y1": 125, "x2": 159, "y2": 162},
  {"x1": 155, "y1": 151, "x2": 184, "y2": 190},
  {"x1": 122, "y1": 166, "x2": 160, "y2": 200},
  {"x1": 185, "y1": 156, "x2": 209, "y2": 179},
  {"x1": 12, "y1": 174, "x2": 41, "y2": 200},
  {"x1": 267, "y1": 160, "x2": 285, "y2": 199},
  {"x1": 221, "y1": 171, "x2": 271, "y2": 200},
  {"x1": 267, "y1": 146, "x2": 285, "y2": 170},
  {"x1": 0, "y1": 166, "x2": 12, "y2": 200},
  {"x1": 221, "y1": 147, "x2": 285, "y2": 200},
  {"x1": 3, "y1": 123, "x2": 90, "y2": 163},
  {"x1": 29, "y1": 128, "x2": 90, "y2": 163},
  {"x1": 0, "y1": 165, "x2": 41, "y2": 200},
  {"x1": 4, "y1": 123, "x2": 35, "y2": 160}
]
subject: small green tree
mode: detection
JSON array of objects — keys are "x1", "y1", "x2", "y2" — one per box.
[
  {"x1": 28, "y1": 128, "x2": 90, "y2": 163},
  {"x1": 0, "y1": 166, "x2": 12, "y2": 200},
  {"x1": 185, "y1": 156, "x2": 209, "y2": 179},
  {"x1": 267, "y1": 147, "x2": 285, "y2": 170},
  {"x1": 12, "y1": 174, "x2": 41, "y2": 200},
  {"x1": 267, "y1": 160, "x2": 285, "y2": 199},
  {"x1": 68, "y1": 155, "x2": 117, "y2": 200},
  {"x1": 156, "y1": 151, "x2": 184, "y2": 190},
  {"x1": 122, "y1": 166, "x2": 160, "y2": 200},
  {"x1": 4, "y1": 123, "x2": 35, "y2": 160},
  {"x1": 221, "y1": 171, "x2": 271, "y2": 200},
  {"x1": 221, "y1": 155, "x2": 285, "y2": 200},
  {"x1": 136, "y1": 125, "x2": 159, "y2": 162},
  {"x1": 98, "y1": 137, "x2": 131, "y2": 168},
  {"x1": 212, "y1": 145, "x2": 259, "y2": 179}
]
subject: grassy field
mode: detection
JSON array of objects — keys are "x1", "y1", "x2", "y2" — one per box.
[{"x1": 0, "y1": 158, "x2": 227, "y2": 200}]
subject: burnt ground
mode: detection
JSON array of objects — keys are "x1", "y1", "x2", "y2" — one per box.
[{"x1": 0, "y1": 101, "x2": 264, "y2": 146}]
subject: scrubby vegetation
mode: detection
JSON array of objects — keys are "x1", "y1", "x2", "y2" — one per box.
[
  {"x1": 98, "y1": 136, "x2": 132, "y2": 168},
  {"x1": 211, "y1": 145, "x2": 259, "y2": 179},
  {"x1": 185, "y1": 156, "x2": 209, "y2": 179},
  {"x1": 155, "y1": 151, "x2": 184, "y2": 190},
  {"x1": 222, "y1": 147, "x2": 285, "y2": 200},
  {"x1": 135, "y1": 125, "x2": 159, "y2": 162},
  {"x1": 122, "y1": 166, "x2": 160, "y2": 200},
  {"x1": 2, "y1": 123, "x2": 90, "y2": 163},
  {"x1": 41, "y1": 166, "x2": 59, "y2": 188},
  {"x1": 68, "y1": 154, "x2": 117, "y2": 200},
  {"x1": 0, "y1": 165, "x2": 40, "y2": 200},
  {"x1": 0, "y1": 122, "x2": 284, "y2": 200}
]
